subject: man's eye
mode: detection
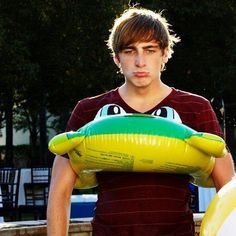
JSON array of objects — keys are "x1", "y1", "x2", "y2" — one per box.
[
  {"x1": 146, "y1": 49, "x2": 156, "y2": 54},
  {"x1": 123, "y1": 49, "x2": 134, "y2": 54}
]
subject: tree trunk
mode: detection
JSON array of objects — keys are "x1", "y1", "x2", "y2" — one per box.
[
  {"x1": 5, "y1": 89, "x2": 13, "y2": 167},
  {"x1": 30, "y1": 123, "x2": 38, "y2": 166},
  {"x1": 39, "y1": 101, "x2": 47, "y2": 166}
]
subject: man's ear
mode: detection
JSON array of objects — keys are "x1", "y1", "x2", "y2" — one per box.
[
  {"x1": 162, "y1": 48, "x2": 169, "y2": 63},
  {"x1": 113, "y1": 55, "x2": 120, "y2": 67}
]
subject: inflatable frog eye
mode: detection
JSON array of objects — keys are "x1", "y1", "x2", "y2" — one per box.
[
  {"x1": 95, "y1": 104, "x2": 126, "y2": 119},
  {"x1": 152, "y1": 106, "x2": 182, "y2": 123}
]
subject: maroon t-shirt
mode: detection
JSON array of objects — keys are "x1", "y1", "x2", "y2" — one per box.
[{"x1": 66, "y1": 87, "x2": 223, "y2": 236}]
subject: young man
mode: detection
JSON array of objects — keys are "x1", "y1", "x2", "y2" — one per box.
[{"x1": 47, "y1": 8, "x2": 235, "y2": 236}]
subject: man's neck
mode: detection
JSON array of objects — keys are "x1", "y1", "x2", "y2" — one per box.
[{"x1": 118, "y1": 82, "x2": 172, "y2": 113}]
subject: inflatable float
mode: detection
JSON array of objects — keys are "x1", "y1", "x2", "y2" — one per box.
[
  {"x1": 48, "y1": 113, "x2": 226, "y2": 189},
  {"x1": 200, "y1": 178, "x2": 236, "y2": 235}
]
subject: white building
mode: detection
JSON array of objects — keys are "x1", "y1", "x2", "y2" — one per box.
[{"x1": 0, "y1": 127, "x2": 29, "y2": 146}]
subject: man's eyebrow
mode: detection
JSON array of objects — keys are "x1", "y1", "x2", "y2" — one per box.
[
  {"x1": 122, "y1": 46, "x2": 135, "y2": 50},
  {"x1": 142, "y1": 45, "x2": 160, "y2": 49},
  {"x1": 122, "y1": 44, "x2": 160, "y2": 50}
]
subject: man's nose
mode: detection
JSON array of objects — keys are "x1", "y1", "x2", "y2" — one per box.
[{"x1": 135, "y1": 53, "x2": 146, "y2": 67}]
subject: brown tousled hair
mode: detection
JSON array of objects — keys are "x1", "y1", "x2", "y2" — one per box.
[{"x1": 107, "y1": 8, "x2": 180, "y2": 58}]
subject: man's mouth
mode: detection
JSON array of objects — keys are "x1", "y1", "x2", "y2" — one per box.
[{"x1": 133, "y1": 72, "x2": 149, "y2": 77}]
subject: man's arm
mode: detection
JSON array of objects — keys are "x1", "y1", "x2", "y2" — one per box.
[
  {"x1": 212, "y1": 152, "x2": 235, "y2": 191},
  {"x1": 47, "y1": 155, "x2": 77, "y2": 236}
]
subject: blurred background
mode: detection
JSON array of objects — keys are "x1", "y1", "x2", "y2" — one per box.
[{"x1": 0, "y1": 0, "x2": 235, "y2": 168}]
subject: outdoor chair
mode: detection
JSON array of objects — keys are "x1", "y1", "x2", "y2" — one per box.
[
  {"x1": 19, "y1": 167, "x2": 51, "y2": 220},
  {"x1": 0, "y1": 168, "x2": 21, "y2": 221},
  {"x1": 31, "y1": 167, "x2": 51, "y2": 184}
]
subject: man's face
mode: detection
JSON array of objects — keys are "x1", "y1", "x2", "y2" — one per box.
[{"x1": 115, "y1": 41, "x2": 168, "y2": 89}]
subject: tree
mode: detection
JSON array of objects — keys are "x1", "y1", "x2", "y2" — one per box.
[
  {"x1": 1, "y1": 1, "x2": 127, "y2": 166},
  {"x1": 0, "y1": 1, "x2": 38, "y2": 166},
  {"x1": 45, "y1": 1, "x2": 127, "y2": 125},
  {"x1": 2, "y1": 0, "x2": 235, "y2": 166}
]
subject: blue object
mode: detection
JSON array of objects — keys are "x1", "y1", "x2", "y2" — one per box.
[
  {"x1": 188, "y1": 183, "x2": 199, "y2": 212},
  {"x1": 70, "y1": 202, "x2": 96, "y2": 218},
  {"x1": 70, "y1": 194, "x2": 97, "y2": 218}
]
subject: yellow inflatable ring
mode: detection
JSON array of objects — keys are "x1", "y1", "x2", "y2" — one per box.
[
  {"x1": 48, "y1": 114, "x2": 226, "y2": 189},
  {"x1": 200, "y1": 178, "x2": 236, "y2": 235}
]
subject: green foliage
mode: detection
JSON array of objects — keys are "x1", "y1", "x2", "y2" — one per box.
[
  {"x1": 0, "y1": 1, "x2": 127, "y2": 165},
  {"x1": 45, "y1": 1, "x2": 126, "y2": 114},
  {"x1": 0, "y1": 0, "x2": 236, "y2": 166}
]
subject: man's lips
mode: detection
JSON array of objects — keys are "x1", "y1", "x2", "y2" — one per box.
[{"x1": 133, "y1": 72, "x2": 149, "y2": 77}]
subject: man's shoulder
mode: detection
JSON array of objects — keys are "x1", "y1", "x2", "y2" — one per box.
[
  {"x1": 78, "y1": 88, "x2": 119, "y2": 111},
  {"x1": 172, "y1": 88, "x2": 210, "y2": 104},
  {"x1": 80, "y1": 89, "x2": 117, "y2": 105}
]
